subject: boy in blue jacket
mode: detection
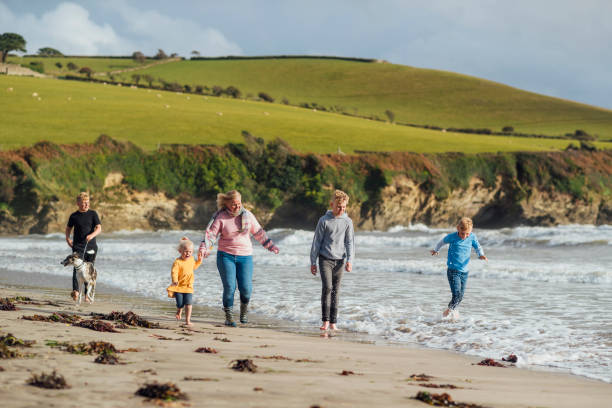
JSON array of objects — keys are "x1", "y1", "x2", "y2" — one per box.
[{"x1": 431, "y1": 217, "x2": 487, "y2": 317}]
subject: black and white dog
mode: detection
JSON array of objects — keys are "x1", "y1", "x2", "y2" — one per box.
[{"x1": 61, "y1": 252, "x2": 97, "y2": 304}]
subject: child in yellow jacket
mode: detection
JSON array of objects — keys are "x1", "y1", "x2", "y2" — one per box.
[{"x1": 167, "y1": 237, "x2": 202, "y2": 326}]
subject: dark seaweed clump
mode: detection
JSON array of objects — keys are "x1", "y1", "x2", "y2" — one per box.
[
  {"x1": 94, "y1": 352, "x2": 121, "y2": 365},
  {"x1": 0, "y1": 344, "x2": 21, "y2": 359},
  {"x1": 135, "y1": 382, "x2": 188, "y2": 401},
  {"x1": 410, "y1": 373, "x2": 434, "y2": 381},
  {"x1": 195, "y1": 347, "x2": 218, "y2": 353},
  {"x1": 46, "y1": 340, "x2": 118, "y2": 355},
  {"x1": 27, "y1": 370, "x2": 70, "y2": 389},
  {"x1": 502, "y1": 354, "x2": 518, "y2": 363},
  {"x1": 91, "y1": 311, "x2": 160, "y2": 328},
  {"x1": 230, "y1": 359, "x2": 258, "y2": 372},
  {"x1": 22, "y1": 312, "x2": 81, "y2": 324},
  {"x1": 0, "y1": 298, "x2": 17, "y2": 311},
  {"x1": 73, "y1": 319, "x2": 119, "y2": 332},
  {"x1": 0, "y1": 333, "x2": 35, "y2": 347},
  {"x1": 476, "y1": 358, "x2": 505, "y2": 367},
  {"x1": 414, "y1": 391, "x2": 486, "y2": 407}
]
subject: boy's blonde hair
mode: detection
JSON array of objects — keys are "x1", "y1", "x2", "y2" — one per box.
[
  {"x1": 457, "y1": 217, "x2": 473, "y2": 231},
  {"x1": 177, "y1": 237, "x2": 194, "y2": 252},
  {"x1": 216, "y1": 190, "x2": 241, "y2": 210},
  {"x1": 76, "y1": 192, "x2": 89, "y2": 202},
  {"x1": 331, "y1": 189, "x2": 349, "y2": 205}
]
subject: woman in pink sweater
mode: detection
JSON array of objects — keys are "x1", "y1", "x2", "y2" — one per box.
[{"x1": 198, "y1": 190, "x2": 279, "y2": 326}]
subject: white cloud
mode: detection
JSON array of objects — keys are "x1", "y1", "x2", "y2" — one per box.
[
  {"x1": 0, "y1": 1, "x2": 128, "y2": 55},
  {"x1": 102, "y1": 1, "x2": 243, "y2": 57}
]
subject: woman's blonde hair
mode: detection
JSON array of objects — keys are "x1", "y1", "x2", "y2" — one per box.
[
  {"x1": 331, "y1": 189, "x2": 349, "y2": 205},
  {"x1": 177, "y1": 237, "x2": 194, "y2": 252},
  {"x1": 457, "y1": 217, "x2": 473, "y2": 230},
  {"x1": 76, "y1": 192, "x2": 89, "y2": 202},
  {"x1": 216, "y1": 190, "x2": 241, "y2": 210}
]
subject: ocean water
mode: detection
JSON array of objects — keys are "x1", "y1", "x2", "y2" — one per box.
[{"x1": 1, "y1": 224, "x2": 610, "y2": 382}]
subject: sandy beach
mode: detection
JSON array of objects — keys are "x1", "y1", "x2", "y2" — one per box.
[{"x1": 0, "y1": 283, "x2": 610, "y2": 408}]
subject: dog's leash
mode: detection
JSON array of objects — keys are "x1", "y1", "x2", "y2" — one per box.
[{"x1": 82, "y1": 241, "x2": 96, "y2": 266}]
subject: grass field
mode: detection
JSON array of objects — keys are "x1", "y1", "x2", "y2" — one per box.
[
  {"x1": 3, "y1": 76, "x2": 612, "y2": 154},
  {"x1": 128, "y1": 58, "x2": 612, "y2": 138},
  {"x1": 6, "y1": 56, "x2": 154, "y2": 77}
]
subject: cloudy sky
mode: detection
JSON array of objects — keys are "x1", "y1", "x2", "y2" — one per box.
[{"x1": 1, "y1": 0, "x2": 611, "y2": 109}]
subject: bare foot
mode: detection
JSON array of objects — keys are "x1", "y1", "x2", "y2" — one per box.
[
  {"x1": 184, "y1": 322, "x2": 193, "y2": 327},
  {"x1": 175, "y1": 312, "x2": 182, "y2": 321},
  {"x1": 442, "y1": 308, "x2": 451, "y2": 317},
  {"x1": 330, "y1": 323, "x2": 339, "y2": 331},
  {"x1": 320, "y1": 321, "x2": 330, "y2": 331},
  {"x1": 85, "y1": 296, "x2": 92, "y2": 304}
]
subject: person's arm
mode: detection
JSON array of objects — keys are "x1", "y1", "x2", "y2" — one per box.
[
  {"x1": 171, "y1": 261, "x2": 180, "y2": 286},
  {"x1": 86, "y1": 224, "x2": 102, "y2": 242},
  {"x1": 198, "y1": 216, "x2": 222, "y2": 260},
  {"x1": 193, "y1": 257, "x2": 203, "y2": 270},
  {"x1": 472, "y1": 235, "x2": 488, "y2": 261},
  {"x1": 65, "y1": 225, "x2": 73, "y2": 248},
  {"x1": 344, "y1": 220, "x2": 354, "y2": 272},
  {"x1": 431, "y1": 233, "x2": 451, "y2": 255},
  {"x1": 310, "y1": 219, "x2": 325, "y2": 275},
  {"x1": 250, "y1": 214, "x2": 279, "y2": 254}
]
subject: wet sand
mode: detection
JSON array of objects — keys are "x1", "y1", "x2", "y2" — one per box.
[{"x1": 0, "y1": 283, "x2": 610, "y2": 408}]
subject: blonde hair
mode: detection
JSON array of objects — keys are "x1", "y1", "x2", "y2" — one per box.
[
  {"x1": 177, "y1": 237, "x2": 194, "y2": 252},
  {"x1": 331, "y1": 189, "x2": 349, "y2": 205},
  {"x1": 216, "y1": 190, "x2": 241, "y2": 210},
  {"x1": 76, "y1": 192, "x2": 89, "y2": 202},
  {"x1": 457, "y1": 217, "x2": 473, "y2": 231}
]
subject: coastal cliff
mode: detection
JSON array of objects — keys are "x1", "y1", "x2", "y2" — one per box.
[{"x1": 0, "y1": 136, "x2": 610, "y2": 234}]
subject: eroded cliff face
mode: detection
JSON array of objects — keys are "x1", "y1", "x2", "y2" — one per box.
[
  {"x1": 352, "y1": 175, "x2": 610, "y2": 230},
  {"x1": 1, "y1": 172, "x2": 608, "y2": 236}
]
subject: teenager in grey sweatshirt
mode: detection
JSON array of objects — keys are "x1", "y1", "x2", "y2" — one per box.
[{"x1": 310, "y1": 190, "x2": 355, "y2": 331}]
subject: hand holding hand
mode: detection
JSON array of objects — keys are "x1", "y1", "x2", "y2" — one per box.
[
  {"x1": 345, "y1": 262, "x2": 352, "y2": 272},
  {"x1": 269, "y1": 245, "x2": 279, "y2": 254},
  {"x1": 310, "y1": 265, "x2": 317, "y2": 275}
]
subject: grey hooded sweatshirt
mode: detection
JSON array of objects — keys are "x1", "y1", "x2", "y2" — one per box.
[{"x1": 310, "y1": 210, "x2": 355, "y2": 265}]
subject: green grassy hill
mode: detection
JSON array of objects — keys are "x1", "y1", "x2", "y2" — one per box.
[
  {"x1": 6, "y1": 55, "x2": 154, "y2": 76},
  {"x1": 3, "y1": 76, "x2": 611, "y2": 153},
  {"x1": 130, "y1": 58, "x2": 612, "y2": 138}
]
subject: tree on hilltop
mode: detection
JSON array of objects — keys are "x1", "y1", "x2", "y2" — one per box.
[
  {"x1": 191, "y1": 50, "x2": 200, "y2": 57},
  {"x1": 154, "y1": 49, "x2": 168, "y2": 60},
  {"x1": 143, "y1": 74, "x2": 154, "y2": 87},
  {"x1": 0, "y1": 32, "x2": 26, "y2": 63},
  {"x1": 132, "y1": 51, "x2": 145, "y2": 63},
  {"x1": 37, "y1": 47, "x2": 63, "y2": 56}
]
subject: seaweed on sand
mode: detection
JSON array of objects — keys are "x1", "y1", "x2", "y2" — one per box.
[
  {"x1": 214, "y1": 337, "x2": 231, "y2": 342},
  {"x1": 135, "y1": 382, "x2": 188, "y2": 401},
  {"x1": 27, "y1": 370, "x2": 70, "y2": 389},
  {"x1": 0, "y1": 333, "x2": 35, "y2": 347},
  {"x1": 0, "y1": 344, "x2": 21, "y2": 359},
  {"x1": 502, "y1": 354, "x2": 518, "y2": 363},
  {"x1": 91, "y1": 311, "x2": 160, "y2": 328},
  {"x1": 414, "y1": 391, "x2": 487, "y2": 407},
  {"x1": 46, "y1": 340, "x2": 118, "y2": 355},
  {"x1": 230, "y1": 359, "x2": 258, "y2": 372},
  {"x1": 476, "y1": 358, "x2": 505, "y2": 367},
  {"x1": 94, "y1": 351, "x2": 122, "y2": 365},
  {"x1": 22, "y1": 312, "x2": 81, "y2": 324},
  {"x1": 0, "y1": 298, "x2": 17, "y2": 311},
  {"x1": 409, "y1": 373, "x2": 434, "y2": 381},
  {"x1": 254, "y1": 355, "x2": 292, "y2": 360},
  {"x1": 73, "y1": 319, "x2": 119, "y2": 333},
  {"x1": 418, "y1": 383, "x2": 460, "y2": 389},
  {"x1": 195, "y1": 347, "x2": 218, "y2": 353}
]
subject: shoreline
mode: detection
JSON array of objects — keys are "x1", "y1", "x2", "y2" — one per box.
[
  {"x1": 1, "y1": 268, "x2": 607, "y2": 384},
  {"x1": 1, "y1": 283, "x2": 611, "y2": 407}
]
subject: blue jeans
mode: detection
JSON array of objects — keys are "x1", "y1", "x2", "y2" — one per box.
[
  {"x1": 447, "y1": 268, "x2": 469, "y2": 310},
  {"x1": 216, "y1": 251, "x2": 253, "y2": 308},
  {"x1": 175, "y1": 292, "x2": 193, "y2": 309}
]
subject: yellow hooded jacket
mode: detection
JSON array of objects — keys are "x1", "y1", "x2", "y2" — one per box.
[{"x1": 167, "y1": 256, "x2": 202, "y2": 297}]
